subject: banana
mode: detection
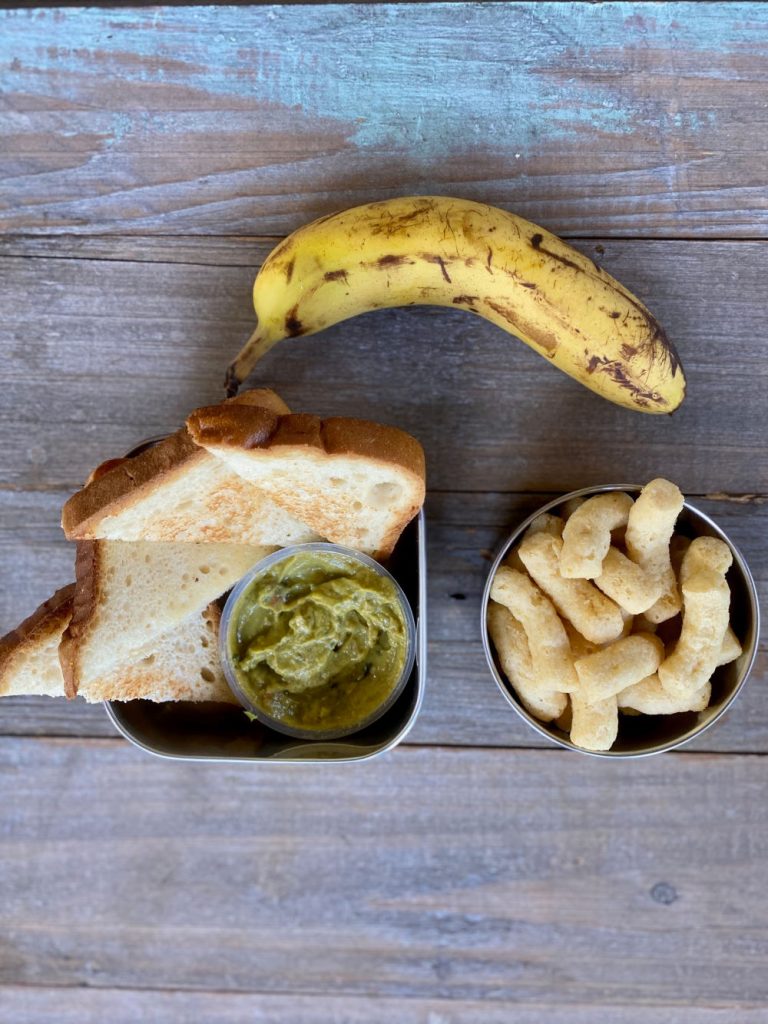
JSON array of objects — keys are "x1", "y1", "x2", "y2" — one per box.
[{"x1": 226, "y1": 196, "x2": 685, "y2": 413}]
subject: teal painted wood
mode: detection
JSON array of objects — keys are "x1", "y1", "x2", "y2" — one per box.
[{"x1": 2, "y1": 3, "x2": 767, "y2": 235}]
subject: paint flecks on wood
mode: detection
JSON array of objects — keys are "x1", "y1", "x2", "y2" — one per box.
[{"x1": 1, "y1": 4, "x2": 768, "y2": 235}]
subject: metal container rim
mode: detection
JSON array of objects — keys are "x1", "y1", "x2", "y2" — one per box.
[{"x1": 480, "y1": 483, "x2": 761, "y2": 759}]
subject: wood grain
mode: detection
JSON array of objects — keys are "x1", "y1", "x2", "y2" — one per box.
[
  {"x1": 4, "y1": 987, "x2": 768, "y2": 1024},
  {"x1": 2, "y1": 4, "x2": 768, "y2": 237},
  {"x1": 1, "y1": 490, "x2": 764, "y2": 752},
  {"x1": 3, "y1": 3, "x2": 768, "y2": 1017},
  {"x1": 2, "y1": 737, "x2": 768, "y2": 1005},
  {"x1": 2, "y1": 238, "x2": 767, "y2": 494}
]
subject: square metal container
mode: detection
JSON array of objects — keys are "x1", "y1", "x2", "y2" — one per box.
[{"x1": 105, "y1": 511, "x2": 427, "y2": 764}]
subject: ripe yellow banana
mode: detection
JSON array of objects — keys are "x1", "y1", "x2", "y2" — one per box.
[{"x1": 226, "y1": 196, "x2": 685, "y2": 413}]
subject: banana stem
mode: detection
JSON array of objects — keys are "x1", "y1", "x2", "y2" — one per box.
[{"x1": 223, "y1": 326, "x2": 280, "y2": 397}]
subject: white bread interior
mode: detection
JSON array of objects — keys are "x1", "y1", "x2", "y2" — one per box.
[
  {"x1": 0, "y1": 589, "x2": 236, "y2": 704},
  {"x1": 59, "y1": 540, "x2": 272, "y2": 697},
  {"x1": 187, "y1": 406, "x2": 426, "y2": 559},
  {"x1": 61, "y1": 388, "x2": 319, "y2": 546}
]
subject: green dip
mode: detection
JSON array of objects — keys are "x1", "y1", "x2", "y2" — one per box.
[{"x1": 229, "y1": 549, "x2": 410, "y2": 735}]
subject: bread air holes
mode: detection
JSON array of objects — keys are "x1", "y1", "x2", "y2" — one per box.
[
  {"x1": 329, "y1": 477, "x2": 346, "y2": 488},
  {"x1": 368, "y1": 481, "x2": 402, "y2": 509},
  {"x1": 200, "y1": 667, "x2": 215, "y2": 682}
]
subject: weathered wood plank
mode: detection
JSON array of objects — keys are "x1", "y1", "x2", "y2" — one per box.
[
  {"x1": 2, "y1": 4, "x2": 768, "y2": 237},
  {"x1": 2, "y1": 738, "x2": 768, "y2": 1005},
  {"x1": 3, "y1": 987, "x2": 768, "y2": 1024},
  {"x1": 1, "y1": 239, "x2": 767, "y2": 494},
  {"x1": 1, "y1": 490, "x2": 764, "y2": 751}
]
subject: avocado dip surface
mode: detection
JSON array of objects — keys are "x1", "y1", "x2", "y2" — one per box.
[{"x1": 228, "y1": 549, "x2": 410, "y2": 735}]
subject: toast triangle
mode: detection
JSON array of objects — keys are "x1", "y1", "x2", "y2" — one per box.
[
  {"x1": 59, "y1": 539, "x2": 272, "y2": 697},
  {"x1": 62, "y1": 388, "x2": 319, "y2": 546},
  {"x1": 186, "y1": 405, "x2": 426, "y2": 559},
  {"x1": 1, "y1": 590, "x2": 236, "y2": 704}
]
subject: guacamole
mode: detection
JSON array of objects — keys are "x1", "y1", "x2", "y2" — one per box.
[{"x1": 229, "y1": 549, "x2": 410, "y2": 735}]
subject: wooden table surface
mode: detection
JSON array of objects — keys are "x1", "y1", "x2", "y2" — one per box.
[{"x1": 2, "y1": 3, "x2": 767, "y2": 1020}]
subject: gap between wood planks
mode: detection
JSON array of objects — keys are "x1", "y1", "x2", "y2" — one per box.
[
  {"x1": 2, "y1": 731, "x2": 767, "y2": 758},
  {"x1": 3, "y1": 234, "x2": 768, "y2": 270},
  {"x1": 1, "y1": 982, "x2": 766, "y2": 1017}
]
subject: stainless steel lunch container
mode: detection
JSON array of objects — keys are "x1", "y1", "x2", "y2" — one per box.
[
  {"x1": 481, "y1": 484, "x2": 760, "y2": 758},
  {"x1": 104, "y1": 438, "x2": 427, "y2": 763}
]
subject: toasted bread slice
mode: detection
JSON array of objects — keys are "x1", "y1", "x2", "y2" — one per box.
[
  {"x1": 80, "y1": 603, "x2": 237, "y2": 704},
  {"x1": 0, "y1": 585, "x2": 75, "y2": 697},
  {"x1": 186, "y1": 406, "x2": 426, "y2": 559},
  {"x1": 0, "y1": 591, "x2": 236, "y2": 704},
  {"x1": 61, "y1": 388, "x2": 319, "y2": 546},
  {"x1": 59, "y1": 540, "x2": 271, "y2": 697}
]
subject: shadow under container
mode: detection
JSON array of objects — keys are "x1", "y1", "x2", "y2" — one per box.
[{"x1": 481, "y1": 484, "x2": 760, "y2": 758}]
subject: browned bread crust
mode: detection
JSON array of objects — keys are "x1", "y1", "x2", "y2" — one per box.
[
  {"x1": 0, "y1": 585, "x2": 75, "y2": 695},
  {"x1": 186, "y1": 406, "x2": 426, "y2": 483},
  {"x1": 58, "y1": 542, "x2": 99, "y2": 698},
  {"x1": 62, "y1": 430, "x2": 199, "y2": 540},
  {"x1": 186, "y1": 406, "x2": 426, "y2": 558},
  {"x1": 61, "y1": 388, "x2": 290, "y2": 540}
]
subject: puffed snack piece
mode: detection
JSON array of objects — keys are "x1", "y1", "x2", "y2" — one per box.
[
  {"x1": 487, "y1": 602, "x2": 567, "y2": 722},
  {"x1": 490, "y1": 566, "x2": 579, "y2": 693},
  {"x1": 560, "y1": 491, "x2": 634, "y2": 579},
  {"x1": 575, "y1": 633, "x2": 664, "y2": 703},
  {"x1": 625, "y1": 478, "x2": 684, "y2": 623},
  {"x1": 658, "y1": 567, "x2": 731, "y2": 699},
  {"x1": 518, "y1": 532, "x2": 624, "y2": 645}
]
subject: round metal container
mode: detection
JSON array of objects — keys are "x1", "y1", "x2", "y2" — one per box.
[
  {"x1": 481, "y1": 484, "x2": 760, "y2": 758},
  {"x1": 220, "y1": 542, "x2": 417, "y2": 741}
]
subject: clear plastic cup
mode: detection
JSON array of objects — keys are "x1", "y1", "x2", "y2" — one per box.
[{"x1": 220, "y1": 543, "x2": 417, "y2": 741}]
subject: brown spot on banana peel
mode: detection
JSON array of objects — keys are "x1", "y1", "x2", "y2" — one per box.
[
  {"x1": 284, "y1": 258, "x2": 295, "y2": 284},
  {"x1": 266, "y1": 238, "x2": 292, "y2": 263},
  {"x1": 285, "y1": 306, "x2": 305, "y2": 337},
  {"x1": 530, "y1": 232, "x2": 583, "y2": 274},
  {"x1": 585, "y1": 355, "x2": 666, "y2": 408},
  {"x1": 453, "y1": 295, "x2": 480, "y2": 312},
  {"x1": 368, "y1": 204, "x2": 435, "y2": 237},
  {"x1": 485, "y1": 299, "x2": 559, "y2": 355},
  {"x1": 530, "y1": 232, "x2": 684, "y2": 383},
  {"x1": 324, "y1": 269, "x2": 349, "y2": 284},
  {"x1": 422, "y1": 254, "x2": 452, "y2": 283},
  {"x1": 376, "y1": 254, "x2": 415, "y2": 269}
]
